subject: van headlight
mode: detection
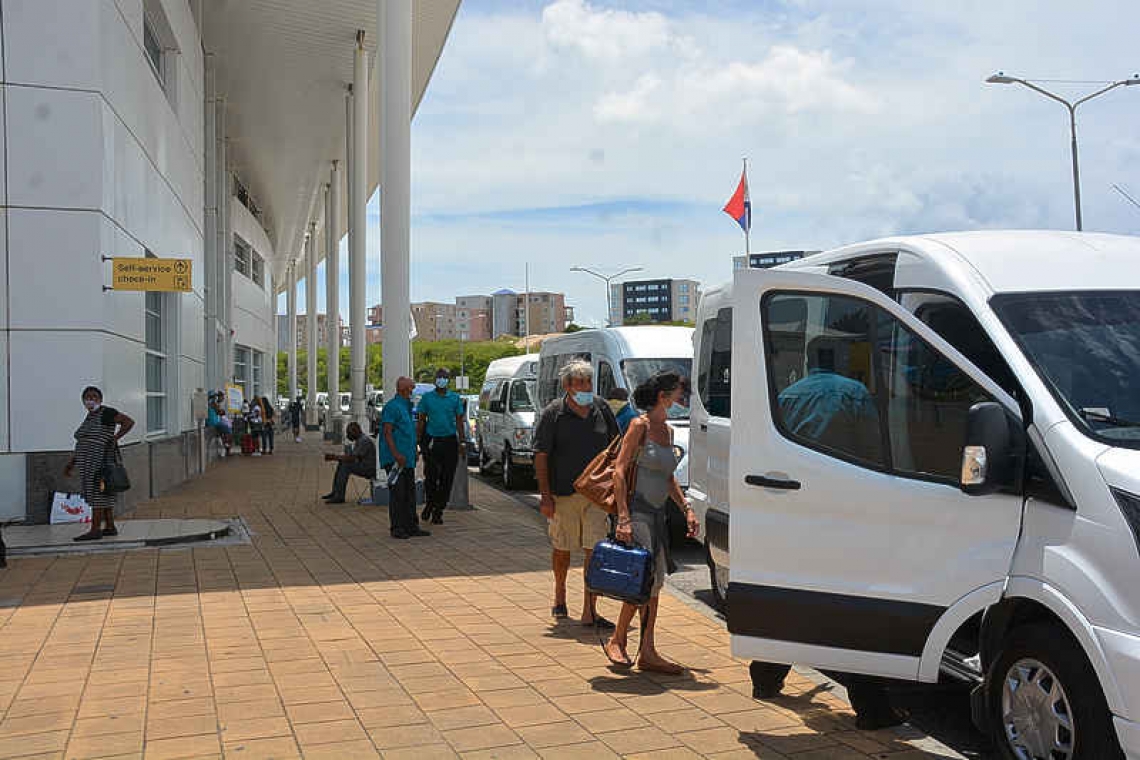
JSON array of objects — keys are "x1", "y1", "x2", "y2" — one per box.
[
  {"x1": 514, "y1": 428, "x2": 532, "y2": 450},
  {"x1": 1111, "y1": 488, "x2": 1140, "y2": 558}
]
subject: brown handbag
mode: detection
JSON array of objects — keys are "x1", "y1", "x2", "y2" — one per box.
[{"x1": 573, "y1": 421, "x2": 644, "y2": 514}]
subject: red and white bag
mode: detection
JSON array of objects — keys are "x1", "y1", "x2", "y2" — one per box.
[{"x1": 50, "y1": 492, "x2": 92, "y2": 524}]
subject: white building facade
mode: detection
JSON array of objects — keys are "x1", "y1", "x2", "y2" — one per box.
[{"x1": 0, "y1": 0, "x2": 458, "y2": 523}]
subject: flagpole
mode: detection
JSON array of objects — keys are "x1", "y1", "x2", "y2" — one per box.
[{"x1": 743, "y1": 157, "x2": 750, "y2": 256}]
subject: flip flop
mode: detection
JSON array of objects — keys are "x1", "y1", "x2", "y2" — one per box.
[{"x1": 603, "y1": 640, "x2": 633, "y2": 669}]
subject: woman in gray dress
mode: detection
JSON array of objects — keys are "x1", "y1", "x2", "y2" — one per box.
[
  {"x1": 64, "y1": 386, "x2": 134, "y2": 541},
  {"x1": 605, "y1": 371, "x2": 699, "y2": 672}
]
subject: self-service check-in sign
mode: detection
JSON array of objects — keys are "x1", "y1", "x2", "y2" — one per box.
[{"x1": 111, "y1": 258, "x2": 193, "y2": 292}]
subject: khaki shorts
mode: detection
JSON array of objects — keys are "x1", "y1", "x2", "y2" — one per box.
[{"x1": 549, "y1": 492, "x2": 610, "y2": 552}]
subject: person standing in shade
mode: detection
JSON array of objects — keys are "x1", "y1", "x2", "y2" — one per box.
[
  {"x1": 322, "y1": 422, "x2": 376, "y2": 504},
  {"x1": 380, "y1": 377, "x2": 430, "y2": 539},
  {"x1": 64, "y1": 386, "x2": 134, "y2": 542},
  {"x1": 534, "y1": 359, "x2": 618, "y2": 628},
  {"x1": 258, "y1": 396, "x2": 275, "y2": 454},
  {"x1": 417, "y1": 367, "x2": 466, "y2": 525},
  {"x1": 606, "y1": 387, "x2": 638, "y2": 435},
  {"x1": 289, "y1": 396, "x2": 304, "y2": 442}
]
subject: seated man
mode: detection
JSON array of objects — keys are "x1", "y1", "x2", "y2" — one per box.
[{"x1": 322, "y1": 422, "x2": 376, "y2": 504}]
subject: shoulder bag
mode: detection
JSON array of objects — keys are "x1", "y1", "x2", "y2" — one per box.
[
  {"x1": 573, "y1": 416, "x2": 645, "y2": 514},
  {"x1": 100, "y1": 441, "x2": 131, "y2": 494}
]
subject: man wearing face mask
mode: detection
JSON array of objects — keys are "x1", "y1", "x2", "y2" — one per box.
[
  {"x1": 417, "y1": 367, "x2": 466, "y2": 525},
  {"x1": 534, "y1": 359, "x2": 619, "y2": 627},
  {"x1": 606, "y1": 387, "x2": 638, "y2": 435}
]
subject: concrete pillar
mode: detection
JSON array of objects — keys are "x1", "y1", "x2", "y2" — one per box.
[
  {"x1": 203, "y1": 54, "x2": 218, "y2": 392},
  {"x1": 305, "y1": 224, "x2": 318, "y2": 427},
  {"x1": 325, "y1": 170, "x2": 340, "y2": 417},
  {"x1": 215, "y1": 97, "x2": 229, "y2": 391},
  {"x1": 287, "y1": 263, "x2": 298, "y2": 401},
  {"x1": 350, "y1": 32, "x2": 368, "y2": 426},
  {"x1": 380, "y1": 0, "x2": 412, "y2": 397}
]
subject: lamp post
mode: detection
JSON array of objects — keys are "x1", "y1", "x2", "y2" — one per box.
[
  {"x1": 986, "y1": 72, "x2": 1140, "y2": 231},
  {"x1": 570, "y1": 266, "x2": 644, "y2": 327}
]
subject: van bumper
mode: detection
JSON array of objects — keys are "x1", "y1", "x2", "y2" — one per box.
[
  {"x1": 1115, "y1": 716, "x2": 1140, "y2": 758},
  {"x1": 1097, "y1": 626, "x2": 1140, "y2": 723},
  {"x1": 510, "y1": 450, "x2": 535, "y2": 467}
]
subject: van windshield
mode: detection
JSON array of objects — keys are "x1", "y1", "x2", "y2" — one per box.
[
  {"x1": 993, "y1": 291, "x2": 1140, "y2": 449},
  {"x1": 622, "y1": 358, "x2": 693, "y2": 419}
]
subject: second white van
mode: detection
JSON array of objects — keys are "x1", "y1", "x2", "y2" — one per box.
[{"x1": 476, "y1": 355, "x2": 539, "y2": 490}]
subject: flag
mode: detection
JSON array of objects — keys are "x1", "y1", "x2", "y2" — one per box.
[{"x1": 722, "y1": 169, "x2": 751, "y2": 234}]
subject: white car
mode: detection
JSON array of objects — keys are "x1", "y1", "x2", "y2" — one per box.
[{"x1": 695, "y1": 230, "x2": 1140, "y2": 759}]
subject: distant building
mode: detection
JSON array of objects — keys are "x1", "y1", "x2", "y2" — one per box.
[
  {"x1": 276, "y1": 314, "x2": 343, "y2": 353},
  {"x1": 366, "y1": 290, "x2": 571, "y2": 343},
  {"x1": 411, "y1": 302, "x2": 457, "y2": 341},
  {"x1": 455, "y1": 296, "x2": 493, "y2": 341},
  {"x1": 609, "y1": 278, "x2": 700, "y2": 326},
  {"x1": 732, "y1": 250, "x2": 816, "y2": 270},
  {"x1": 367, "y1": 304, "x2": 383, "y2": 326}
]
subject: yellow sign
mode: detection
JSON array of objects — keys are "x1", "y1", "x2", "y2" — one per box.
[{"x1": 112, "y1": 258, "x2": 192, "y2": 292}]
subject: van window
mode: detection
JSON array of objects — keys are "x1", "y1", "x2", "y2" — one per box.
[
  {"x1": 479, "y1": 381, "x2": 498, "y2": 411},
  {"x1": 914, "y1": 299, "x2": 1019, "y2": 399},
  {"x1": 698, "y1": 308, "x2": 732, "y2": 417},
  {"x1": 497, "y1": 381, "x2": 510, "y2": 413},
  {"x1": 538, "y1": 352, "x2": 590, "y2": 406},
  {"x1": 765, "y1": 294, "x2": 884, "y2": 468},
  {"x1": 509, "y1": 380, "x2": 536, "y2": 413},
  {"x1": 765, "y1": 291, "x2": 997, "y2": 484},
  {"x1": 597, "y1": 362, "x2": 618, "y2": 399},
  {"x1": 829, "y1": 254, "x2": 897, "y2": 298}
]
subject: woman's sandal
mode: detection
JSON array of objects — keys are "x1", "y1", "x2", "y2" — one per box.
[
  {"x1": 637, "y1": 656, "x2": 684, "y2": 675},
  {"x1": 603, "y1": 640, "x2": 634, "y2": 669}
]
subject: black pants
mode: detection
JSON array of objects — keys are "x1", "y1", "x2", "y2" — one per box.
[
  {"x1": 749, "y1": 661, "x2": 894, "y2": 716},
  {"x1": 331, "y1": 461, "x2": 374, "y2": 500},
  {"x1": 423, "y1": 435, "x2": 458, "y2": 514},
  {"x1": 260, "y1": 424, "x2": 274, "y2": 452},
  {"x1": 386, "y1": 465, "x2": 416, "y2": 534}
]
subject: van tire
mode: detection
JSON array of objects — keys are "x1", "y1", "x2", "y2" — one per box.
[
  {"x1": 706, "y1": 542, "x2": 729, "y2": 613},
  {"x1": 987, "y1": 622, "x2": 1123, "y2": 760},
  {"x1": 502, "y1": 448, "x2": 522, "y2": 490}
]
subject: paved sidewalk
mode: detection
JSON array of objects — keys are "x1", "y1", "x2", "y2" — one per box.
[{"x1": 0, "y1": 434, "x2": 959, "y2": 759}]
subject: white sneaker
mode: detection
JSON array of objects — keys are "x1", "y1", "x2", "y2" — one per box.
[
  {"x1": 253, "y1": 452, "x2": 262, "y2": 457},
  {"x1": 295, "y1": 436, "x2": 303, "y2": 443}
]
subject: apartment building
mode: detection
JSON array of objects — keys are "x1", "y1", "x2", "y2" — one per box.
[{"x1": 609, "y1": 278, "x2": 701, "y2": 325}]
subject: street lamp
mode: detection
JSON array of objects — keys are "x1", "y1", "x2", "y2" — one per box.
[
  {"x1": 986, "y1": 71, "x2": 1140, "y2": 230},
  {"x1": 570, "y1": 265, "x2": 644, "y2": 327}
]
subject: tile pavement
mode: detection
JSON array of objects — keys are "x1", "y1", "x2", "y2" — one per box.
[{"x1": 0, "y1": 433, "x2": 961, "y2": 759}]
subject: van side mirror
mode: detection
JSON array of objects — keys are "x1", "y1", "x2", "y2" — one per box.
[{"x1": 960, "y1": 402, "x2": 1024, "y2": 495}]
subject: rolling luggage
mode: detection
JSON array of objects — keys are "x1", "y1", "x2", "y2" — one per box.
[{"x1": 241, "y1": 434, "x2": 256, "y2": 455}]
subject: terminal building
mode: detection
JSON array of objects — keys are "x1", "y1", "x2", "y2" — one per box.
[
  {"x1": 0, "y1": 1, "x2": 460, "y2": 523},
  {"x1": 732, "y1": 250, "x2": 817, "y2": 269}
]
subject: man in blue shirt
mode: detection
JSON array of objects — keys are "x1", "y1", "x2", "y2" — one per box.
[
  {"x1": 380, "y1": 376, "x2": 429, "y2": 539},
  {"x1": 606, "y1": 388, "x2": 638, "y2": 434},
  {"x1": 417, "y1": 368, "x2": 466, "y2": 525}
]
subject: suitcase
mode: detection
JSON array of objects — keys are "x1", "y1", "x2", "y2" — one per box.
[
  {"x1": 241, "y1": 434, "x2": 256, "y2": 455},
  {"x1": 586, "y1": 537, "x2": 655, "y2": 606}
]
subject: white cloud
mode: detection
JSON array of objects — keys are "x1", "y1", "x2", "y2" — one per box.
[{"x1": 541, "y1": 0, "x2": 678, "y2": 62}]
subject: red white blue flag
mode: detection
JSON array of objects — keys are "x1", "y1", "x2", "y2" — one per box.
[{"x1": 722, "y1": 169, "x2": 751, "y2": 233}]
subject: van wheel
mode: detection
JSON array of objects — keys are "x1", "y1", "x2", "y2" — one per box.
[
  {"x1": 478, "y1": 439, "x2": 493, "y2": 476},
  {"x1": 987, "y1": 622, "x2": 1123, "y2": 760},
  {"x1": 502, "y1": 448, "x2": 522, "y2": 490},
  {"x1": 706, "y1": 542, "x2": 729, "y2": 612}
]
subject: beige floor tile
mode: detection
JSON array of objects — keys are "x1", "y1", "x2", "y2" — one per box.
[
  {"x1": 366, "y1": 723, "x2": 445, "y2": 750},
  {"x1": 535, "y1": 741, "x2": 620, "y2": 759},
  {"x1": 221, "y1": 735, "x2": 301, "y2": 759},
  {"x1": 595, "y1": 726, "x2": 680, "y2": 755},
  {"x1": 64, "y1": 730, "x2": 145, "y2": 759},
  {"x1": 378, "y1": 745, "x2": 458, "y2": 760},
  {"x1": 513, "y1": 721, "x2": 594, "y2": 750},
  {"x1": 0, "y1": 711, "x2": 75, "y2": 738},
  {"x1": 297, "y1": 739, "x2": 381, "y2": 759},
  {"x1": 492, "y1": 704, "x2": 568, "y2": 729},
  {"x1": 425, "y1": 705, "x2": 501, "y2": 731},
  {"x1": 441, "y1": 724, "x2": 523, "y2": 753},
  {"x1": 215, "y1": 699, "x2": 285, "y2": 723},
  {"x1": 283, "y1": 700, "x2": 355, "y2": 725},
  {"x1": 0, "y1": 729, "x2": 70, "y2": 758},
  {"x1": 146, "y1": 712, "x2": 219, "y2": 741},
  {"x1": 573, "y1": 707, "x2": 649, "y2": 734},
  {"x1": 218, "y1": 716, "x2": 292, "y2": 743},
  {"x1": 293, "y1": 718, "x2": 368, "y2": 746}
]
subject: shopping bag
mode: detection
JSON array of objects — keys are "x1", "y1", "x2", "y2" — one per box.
[{"x1": 51, "y1": 492, "x2": 92, "y2": 524}]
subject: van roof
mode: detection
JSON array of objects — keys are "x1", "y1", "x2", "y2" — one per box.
[
  {"x1": 485, "y1": 354, "x2": 539, "y2": 378},
  {"x1": 783, "y1": 230, "x2": 1140, "y2": 294},
  {"x1": 541, "y1": 326, "x2": 694, "y2": 359}
]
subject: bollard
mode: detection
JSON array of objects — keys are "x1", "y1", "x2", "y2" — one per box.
[{"x1": 448, "y1": 455, "x2": 472, "y2": 510}]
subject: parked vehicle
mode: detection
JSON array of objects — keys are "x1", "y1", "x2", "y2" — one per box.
[
  {"x1": 338, "y1": 392, "x2": 351, "y2": 417},
  {"x1": 694, "y1": 231, "x2": 1140, "y2": 760},
  {"x1": 462, "y1": 394, "x2": 480, "y2": 465},
  {"x1": 477, "y1": 355, "x2": 539, "y2": 489},
  {"x1": 315, "y1": 392, "x2": 329, "y2": 425},
  {"x1": 538, "y1": 327, "x2": 693, "y2": 545},
  {"x1": 366, "y1": 390, "x2": 385, "y2": 434}
]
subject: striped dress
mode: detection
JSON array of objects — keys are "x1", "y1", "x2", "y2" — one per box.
[{"x1": 74, "y1": 407, "x2": 118, "y2": 509}]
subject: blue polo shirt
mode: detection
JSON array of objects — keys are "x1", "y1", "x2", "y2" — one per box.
[
  {"x1": 418, "y1": 389, "x2": 463, "y2": 438},
  {"x1": 379, "y1": 396, "x2": 417, "y2": 468}
]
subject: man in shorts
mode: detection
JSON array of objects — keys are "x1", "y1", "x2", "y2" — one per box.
[{"x1": 534, "y1": 359, "x2": 619, "y2": 628}]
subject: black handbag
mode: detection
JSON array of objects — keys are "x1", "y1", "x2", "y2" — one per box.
[
  {"x1": 586, "y1": 529, "x2": 655, "y2": 606},
  {"x1": 100, "y1": 441, "x2": 131, "y2": 494}
]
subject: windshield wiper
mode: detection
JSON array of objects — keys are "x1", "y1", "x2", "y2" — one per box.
[{"x1": 1078, "y1": 409, "x2": 1140, "y2": 428}]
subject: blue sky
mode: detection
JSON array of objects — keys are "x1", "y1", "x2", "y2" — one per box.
[{"x1": 284, "y1": 0, "x2": 1140, "y2": 326}]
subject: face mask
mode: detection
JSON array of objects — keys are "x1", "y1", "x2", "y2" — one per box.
[
  {"x1": 572, "y1": 391, "x2": 594, "y2": 406},
  {"x1": 435, "y1": 378, "x2": 450, "y2": 389},
  {"x1": 668, "y1": 402, "x2": 688, "y2": 417},
  {"x1": 83, "y1": 400, "x2": 101, "y2": 412},
  {"x1": 607, "y1": 399, "x2": 627, "y2": 415}
]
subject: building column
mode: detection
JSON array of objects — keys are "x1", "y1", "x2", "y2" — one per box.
[
  {"x1": 203, "y1": 54, "x2": 219, "y2": 392},
  {"x1": 287, "y1": 262, "x2": 298, "y2": 401},
  {"x1": 380, "y1": 0, "x2": 412, "y2": 397},
  {"x1": 216, "y1": 97, "x2": 231, "y2": 390},
  {"x1": 325, "y1": 168, "x2": 340, "y2": 418},
  {"x1": 349, "y1": 31, "x2": 368, "y2": 426},
  {"x1": 305, "y1": 224, "x2": 318, "y2": 427}
]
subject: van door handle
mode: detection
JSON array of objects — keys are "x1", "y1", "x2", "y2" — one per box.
[
  {"x1": 700, "y1": 424, "x2": 708, "y2": 432},
  {"x1": 745, "y1": 475, "x2": 801, "y2": 490}
]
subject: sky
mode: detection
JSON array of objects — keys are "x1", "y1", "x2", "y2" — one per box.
[{"x1": 282, "y1": 0, "x2": 1140, "y2": 327}]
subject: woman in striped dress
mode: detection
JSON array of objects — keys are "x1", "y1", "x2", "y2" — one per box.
[{"x1": 64, "y1": 386, "x2": 134, "y2": 541}]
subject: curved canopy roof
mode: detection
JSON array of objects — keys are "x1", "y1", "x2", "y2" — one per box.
[{"x1": 202, "y1": 0, "x2": 461, "y2": 284}]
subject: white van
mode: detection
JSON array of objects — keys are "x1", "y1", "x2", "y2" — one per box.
[
  {"x1": 698, "y1": 231, "x2": 1140, "y2": 759},
  {"x1": 477, "y1": 355, "x2": 539, "y2": 489},
  {"x1": 538, "y1": 326, "x2": 694, "y2": 493}
]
